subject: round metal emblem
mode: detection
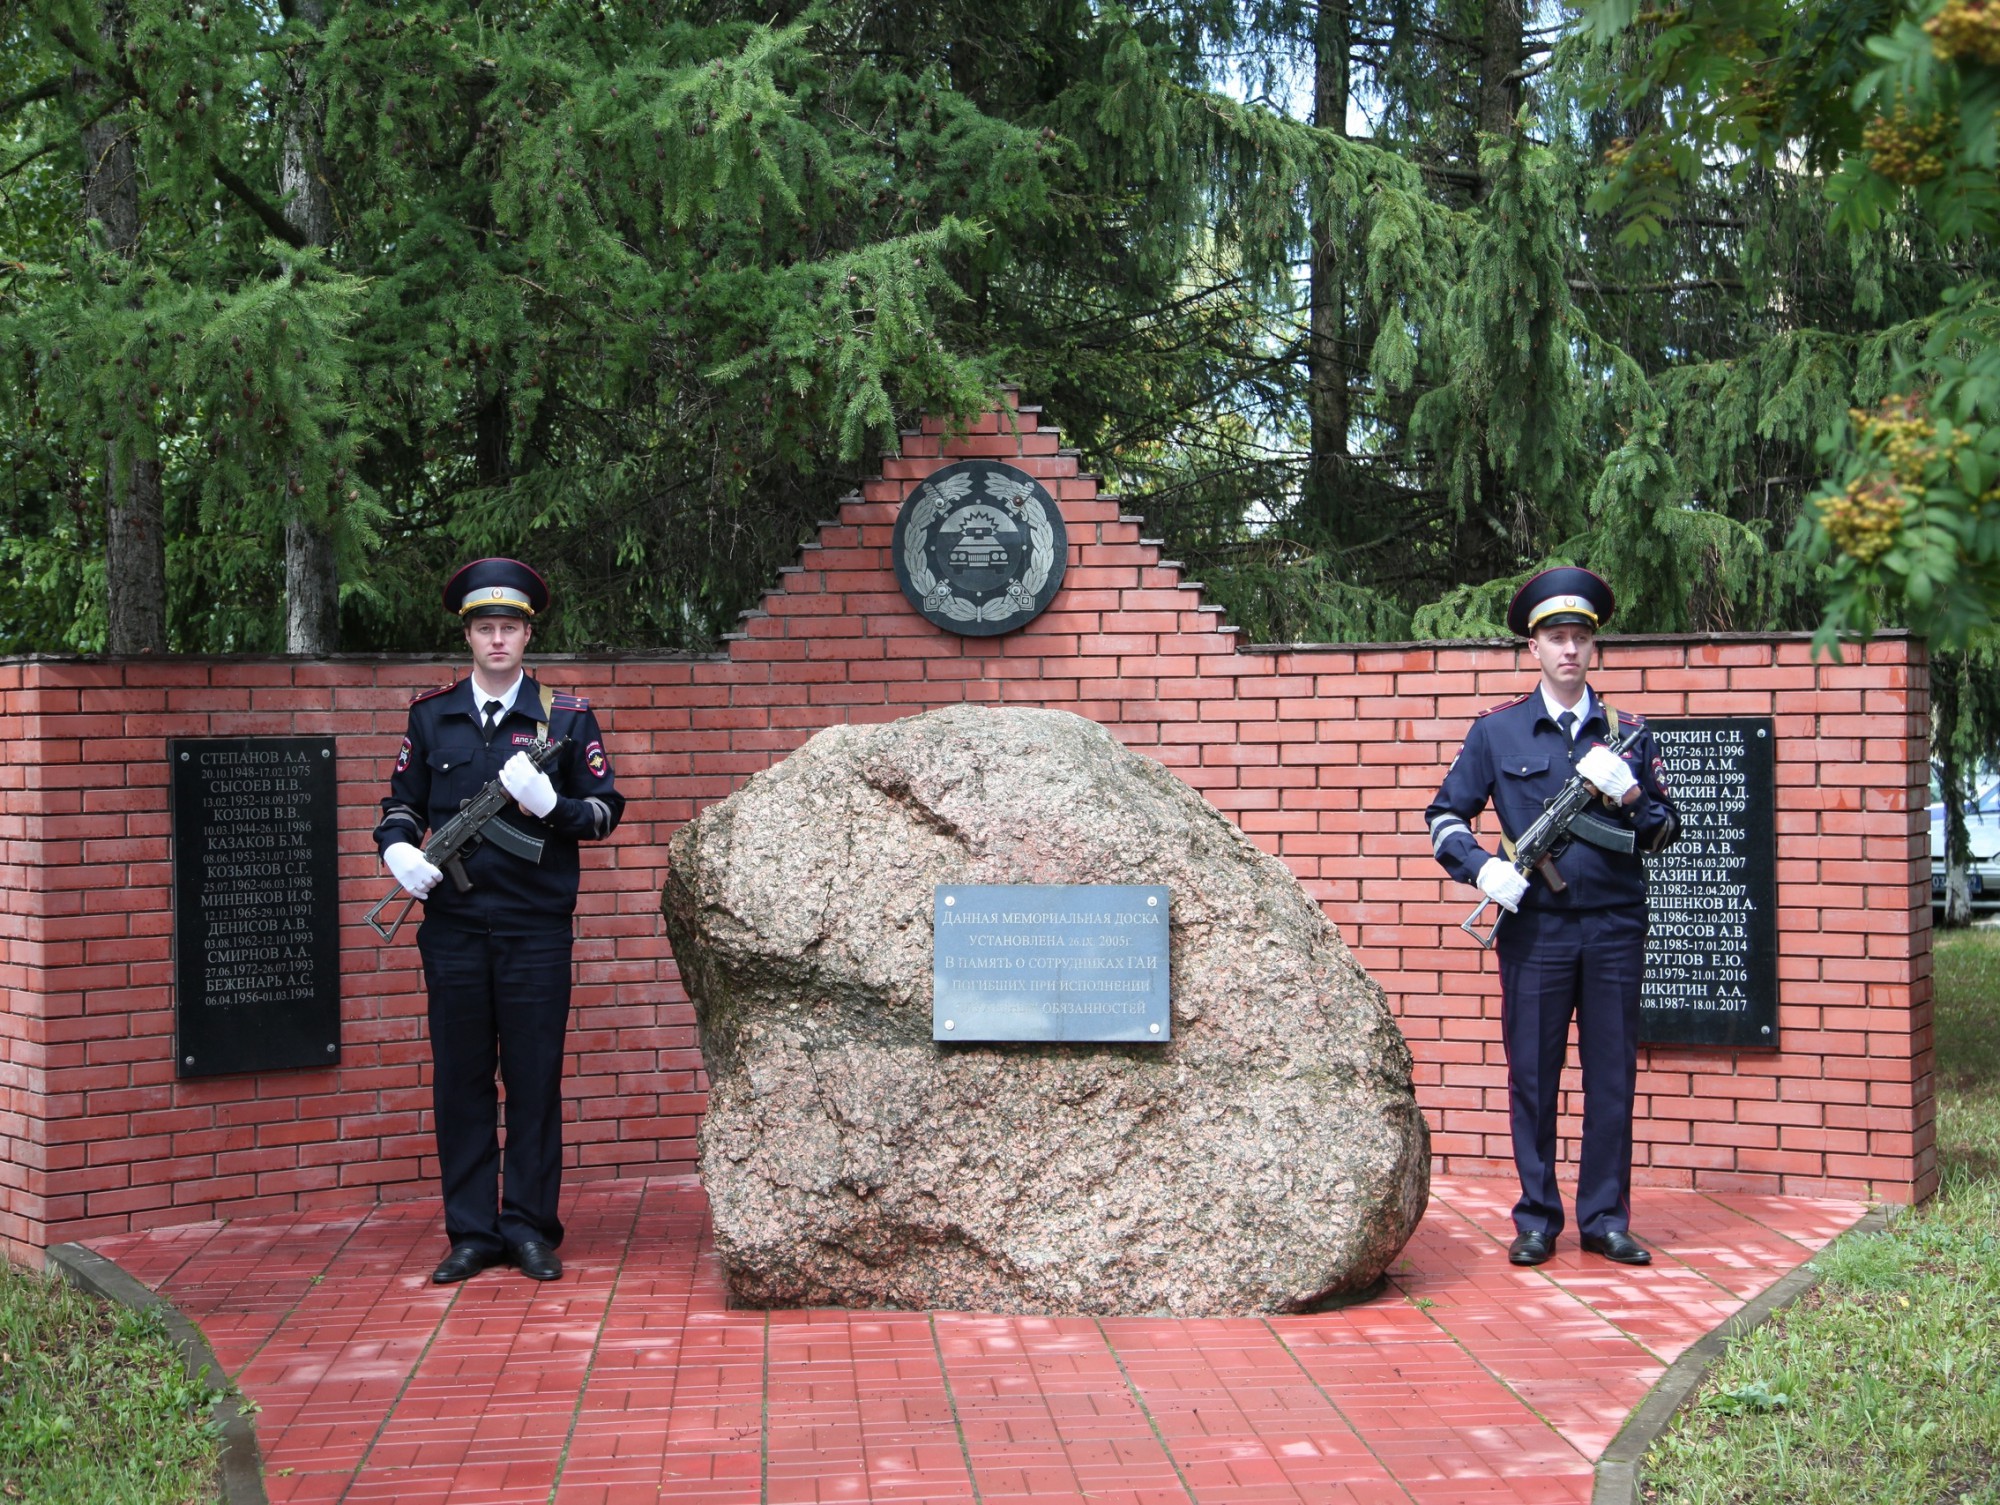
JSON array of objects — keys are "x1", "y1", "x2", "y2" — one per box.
[{"x1": 890, "y1": 461, "x2": 1068, "y2": 636}]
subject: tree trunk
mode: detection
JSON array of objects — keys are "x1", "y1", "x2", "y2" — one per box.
[
  {"x1": 476, "y1": 390, "x2": 514, "y2": 487},
  {"x1": 1306, "y1": 0, "x2": 1351, "y2": 546},
  {"x1": 80, "y1": 4, "x2": 166, "y2": 654},
  {"x1": 281, "y1": 0, "x2": 340, "y2": 654},
  {"x1": 1476, "y1": 0, "x2": 1524, "y2": 198},
  {"x1": 1936, "y1": 650, "x2": 1973, "y2": 928}
]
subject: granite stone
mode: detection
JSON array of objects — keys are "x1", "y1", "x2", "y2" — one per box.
[{"x1": 661, "y1": 704, "x2": 1430, "y2": 1315}]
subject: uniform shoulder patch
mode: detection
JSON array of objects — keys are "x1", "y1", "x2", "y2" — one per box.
[
  {"x1": 410, "y1": 681, "x2": 457, "y2": 705},
  {"x1": 1604, "y1": 705, "x2": 1647, "y2": 736},
  {"x1": 550, "y1": 692, "x2": 591, "y2": 712},
  {"x1": 1475, "y1": 691, "x2": 1534, "y2": 719}
]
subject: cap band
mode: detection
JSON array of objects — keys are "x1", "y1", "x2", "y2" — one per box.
[
  {"x1": 459, "y1": 585, "x2": 536, "y2": 616},
  {"x1": 1526, "y1": 594, "x2": 1598, "y2": 629}
]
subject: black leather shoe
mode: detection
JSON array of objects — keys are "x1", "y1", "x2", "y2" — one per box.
[
  {"x1": 432, "y1": 1243, "x2": 498, "y2": 1284},
  {"x1": 1581, "y1": 1230, "x2": 1653, "y2": 1265},
  {"x1": 1507, "y1": 1230, "x2": 1555, "y2": 1266},
  {"x1": 510, "y1": 1240, "x2": 563, "y2": 1281}
]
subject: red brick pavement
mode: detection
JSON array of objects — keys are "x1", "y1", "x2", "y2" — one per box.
[{"x1": 83, "y1": 1174, "x2": 1867, "y2": 1504}]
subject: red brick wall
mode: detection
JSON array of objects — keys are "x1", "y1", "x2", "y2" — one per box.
[{"x1": 0, "y1": 397, "x2": 1934, "y2": 1259}]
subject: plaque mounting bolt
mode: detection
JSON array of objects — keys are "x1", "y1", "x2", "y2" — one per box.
[
  {"x1": 179, "y1": 752, "x2": 189, "y2": 762},
  {"x1": 321, "y1": 748, "x2": 331, "y2": 758},
  {"x1": 1761, "y1": 1025, "x2": 1772, "y2": 1035},
  {"x1": 184, "y1": 1056, "x2": 194, "y2": 1066},
  {"x1": 1147, "y1": 896, "x2": 1158, "y2": 907},
  {"x1": 943, "y1": 1019, "x2": 955, "y2": 1031},
  {"x1": 1149, "y1": 1023, "x2": 1160, "y2": 1034},
  {"x1": 943, "y1": 895, "x2": 955, "y2": 907},
  {"x1": 1757, "y1": 728, "x2": 1768, "y2": 739},
  {"x1": 326, "y1": 1043, "x2": 337, "y2": 1053}
]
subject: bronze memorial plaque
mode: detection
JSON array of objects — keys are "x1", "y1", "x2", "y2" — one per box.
[
  {"x1": 892, "y1": 460, "x2": 1069, "y2": 636},
  {"x1": 933, "y1": 885, "x2": 1170, "y2": 1042}
]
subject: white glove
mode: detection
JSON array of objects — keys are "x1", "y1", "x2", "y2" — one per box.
[
  {"x1": 500, "y1": 751, "x2": 559, "y2": 818},
  {"x1": 385, "y1": 842, "x2": 443, "y2": 899},
  {"x1": 1477, "y1": 857, "x2": 1529, "y2": 913},
  {"x1": 1577, "y1": 744, "x2": 1639, "y2": 804}
]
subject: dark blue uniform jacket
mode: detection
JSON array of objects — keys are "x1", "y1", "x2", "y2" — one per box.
[
  {"x1": 1424, "y1": 689, "x2": 1680, "y2": 911},
  {"x1": 375, "y1": 674, "x2": 625, "y2": 931}
]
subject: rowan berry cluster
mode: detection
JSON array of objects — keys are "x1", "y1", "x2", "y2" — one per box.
[
  {"x1": 1854, "y1": 394, "x2": 1940, "y2": 486},
  {"x1": 1862, "y1": 105, "x2": 1950, "y2": 185},
  {"x1": 1927, "y1": 0, "x2": 2000, "y2": 65},
  {"x1": 1817, "y1": 396, "x2": 1956, "y2": 565},
  {"x1": 1817, "y1": 476, "x2": 1910, "y2": 565}
]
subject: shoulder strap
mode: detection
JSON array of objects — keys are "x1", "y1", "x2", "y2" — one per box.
[
  {"x1": 1601, "y1": 700, "x2": 1619, "y2": 740},
  {"x1": 538, "y1": 682, "x2": 554, "y2": 741}
]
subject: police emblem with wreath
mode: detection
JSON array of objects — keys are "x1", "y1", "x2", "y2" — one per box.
[{"x1": 891, "y1": 460, "x2": 1069, "y2": 636}]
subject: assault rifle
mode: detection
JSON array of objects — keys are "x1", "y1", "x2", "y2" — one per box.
[
  {"x1": 1460, "y1": 724, "x2": 1645, "y2": 950},
  {"x1": 364, "y1": 736, "x2": 570, "y2": 942}
]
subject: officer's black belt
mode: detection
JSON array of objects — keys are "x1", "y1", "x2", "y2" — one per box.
[
  {"x1": 482, "y1": 816, "x2": 547, "y2": 865},
  {"x1": 1569, "y1": 813, "x2": 1636, "y2": 855}
]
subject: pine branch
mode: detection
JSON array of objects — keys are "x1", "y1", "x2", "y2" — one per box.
[
  {"x1": 0, "y1": 134, "x2": 67, "y2": 183},
  {"x1": 0, "y1": 76, "x2": 67, "y2": 119},
  {"x1": 1353, "y1": 22, "x2": 1479, "y2": 53},
  {"x1": 53, "y1": 17, "x2": 309, "y2": 254},
  {"x1": 48, "y1": 21, "x2": 140, "y2": 97},
  {"x1": 1566, "y1": 276, "x2": 1745, "y2": 294},
  {"x1": 212, "y1": 156, "x2": 310, "y2": 249},
  {"x1": 1, "y1": 87, "x2": 131, "y2": 184}
]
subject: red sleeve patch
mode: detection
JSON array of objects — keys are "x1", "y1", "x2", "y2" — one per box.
[
  {"x1": 1651, "y1": 756, "x2": 1670, "y2": 791},
  {"x1": 394, "y1": 736, "x2": 412, "y2": 772},
  {"x1": 585, "y1": 739, "x2": 609, "y2": 778}
]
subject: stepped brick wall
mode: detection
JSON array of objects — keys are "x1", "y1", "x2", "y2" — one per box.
[{"x1": 0, "y1": 396, "x2": 1933, "y2": 1260}]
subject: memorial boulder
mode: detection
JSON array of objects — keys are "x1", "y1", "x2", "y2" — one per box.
[{"x1": 661, "y1": 705, "x2": 1429, "y2": 1315}]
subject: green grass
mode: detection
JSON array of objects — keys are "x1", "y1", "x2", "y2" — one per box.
[
  {"x1": 0, "y1": 1263, "x2": 223, "y2": 1505},
  {"x1": 1640, "y1": 927, "x2": 2000, "y2": 1503}
]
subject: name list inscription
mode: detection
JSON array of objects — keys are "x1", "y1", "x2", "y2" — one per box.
[
  {"x1": 171, "y1": 736, "x2": 343, "y2": 1077},
  {"x1": 1639, "y1": 717, "x2": 1779, "y2": 1049},
  {"x1": 933, "y1": 885, "x2": 1171, "y2": 1043}
]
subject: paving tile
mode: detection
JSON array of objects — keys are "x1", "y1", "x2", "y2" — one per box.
[{"x1": 78, "y1": 1174, "x2": 1866, "y2": 1504}]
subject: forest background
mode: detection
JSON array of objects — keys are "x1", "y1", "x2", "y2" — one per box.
[{"x1": 5, "y1": 0, "x2": 2000, "y2": 884}]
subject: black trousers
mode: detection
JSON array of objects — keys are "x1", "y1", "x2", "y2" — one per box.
[
  {"x1": 1495, "y1": 904, "x2": 1647, "y2": 1240},
  {"x1": 417, "y1": 917, "x2": 573, "y2": 1254}
]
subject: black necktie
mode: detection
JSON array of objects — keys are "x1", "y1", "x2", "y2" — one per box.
[
  {"x1": 1558, "y1": 709, "x2": 1576, "y2": 742},
  {"x1": 482, "y1": 699, "x2": 502, "y2": 737}
]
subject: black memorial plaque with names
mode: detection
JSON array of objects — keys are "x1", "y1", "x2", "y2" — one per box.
[
  {"x1": 170, "y1": 737, "x2": 342, "y2": 1077},
  {"x1": 933, "y1": 885, "x2": 1170, "y2": 1043},
  {"x1": 1639, "y1": 717, "x2": 1779, "y2": 1049}
]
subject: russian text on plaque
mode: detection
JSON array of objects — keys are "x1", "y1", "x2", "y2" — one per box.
[
  {"x1": 170, "y1": 737, "x2": 343, "y2": 1077},
  {"x1": 933, "y1": 885, "x2": 1170, "y2": 1043},
  {"x1": 1639, "y1": 717, "x2": 1779, "y2": 1049}
]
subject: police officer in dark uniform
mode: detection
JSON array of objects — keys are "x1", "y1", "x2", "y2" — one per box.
[
  {"x1": 1424, "y1": 567, "x2": 1680, "y2": 1268},
  {"x1": 376, "y1": 559, "x2": 625, "y2": 1284}
]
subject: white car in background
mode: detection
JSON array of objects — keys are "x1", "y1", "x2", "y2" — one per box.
[{"x1": 1931, "y1": 770, "x2": 2000, "y2": 909}]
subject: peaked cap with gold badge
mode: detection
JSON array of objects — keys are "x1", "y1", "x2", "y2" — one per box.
[
  {"x1": 443, "y1": 558, "x2": 549, "y2": 621},
  {"x1": 1505, "y1": 566, "x2": 1615, "y2": 637}
]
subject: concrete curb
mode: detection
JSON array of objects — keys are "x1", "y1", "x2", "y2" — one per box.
[
  {"x1": 46, "y1": 1242, "x2": 267, "y2": 1505},
  {"x1": 1590, "y1": 1206, "x2": 1894, "y2": 1505}
]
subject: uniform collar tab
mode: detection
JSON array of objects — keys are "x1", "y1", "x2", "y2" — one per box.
[{"x1": 1536, "y1": 683, "x2": 1595, "y2": 732}]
